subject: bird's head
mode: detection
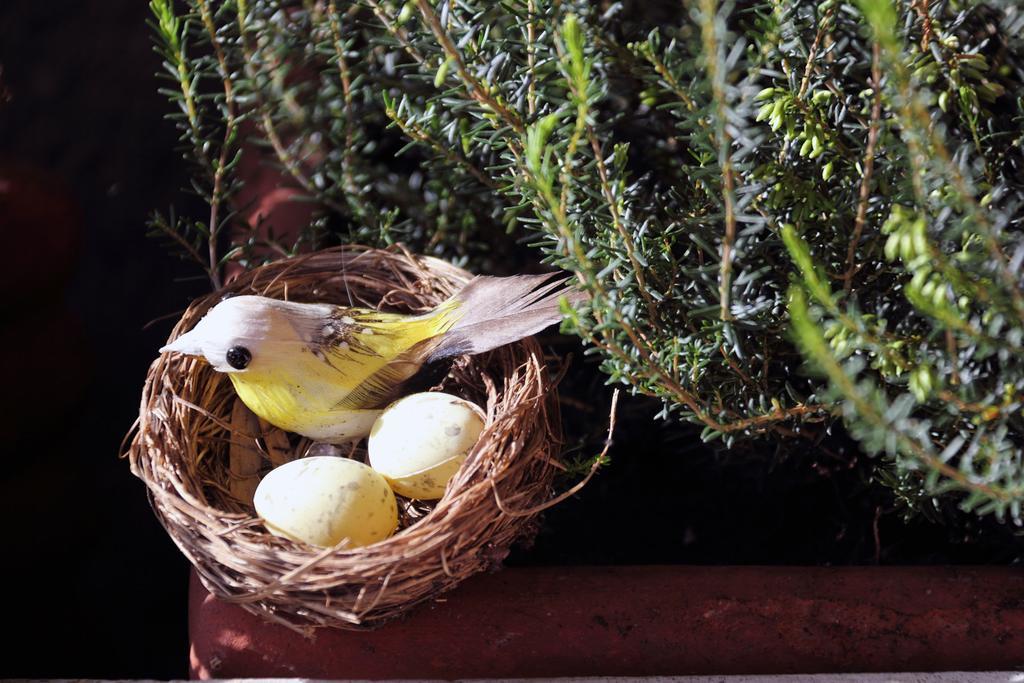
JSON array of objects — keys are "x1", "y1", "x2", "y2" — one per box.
[{"x1": 160, "y1": 295, "x2": 332, "y2": 374}]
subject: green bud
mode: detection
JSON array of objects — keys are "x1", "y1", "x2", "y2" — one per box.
[
  {"x1": 884, "y1": 232, "x2": 899, "y2": 261},
  {"x1": 772, "y1": 98, "x2": 786, "y2": 119},
  {"x1": 977, "y1": 81, "x2": 1006, "y2": 102},
  {"x1": 909, "y1": 365, "x2": 936, "y2": 402},
  {"x1": 396, "y1": 1, "x2": 415, "y2": 24},
  {"x1": 811, "y1": 90, "x2": 832, "y2": 105},
  {"x1": 911, "y1": 217, "x2": 928, "y2": 256},
  {"x1": 959, "y1": 54, "x2": 988, "y2": 70},
  {"x1": 434, "y1": 57, "x2": 453, "y2": 88},
  {"x1": 900, "y1": 231, "x2": 915, "y2": 261}
]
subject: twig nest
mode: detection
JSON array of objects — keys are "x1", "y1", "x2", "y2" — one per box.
[
  {"x1": 369, "y1": 393, "x2": 486, "y2": 500},
  {"x1": 254, "y1": 456, "x2": 398, "y2": 548},
  {"x1": 127, "y1": 245, "x2": 564, "y2": 632}
]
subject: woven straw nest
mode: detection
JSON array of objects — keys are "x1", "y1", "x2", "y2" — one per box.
[{"x1": 127, "y1": 245, "x2": 566, "y2": 632}]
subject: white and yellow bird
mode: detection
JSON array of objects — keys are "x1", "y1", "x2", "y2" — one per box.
[{"x1": 161, "y1": 273, "x2": 579, "y2": 442}]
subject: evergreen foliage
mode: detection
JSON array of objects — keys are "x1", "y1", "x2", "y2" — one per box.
[{"x1": 150, "y1": 0, "x2": 1024, "y2": 523}]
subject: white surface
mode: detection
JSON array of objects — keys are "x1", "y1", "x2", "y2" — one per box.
[{"x1": 15, "y1": 675, "x2": 1024, "y2": 682}]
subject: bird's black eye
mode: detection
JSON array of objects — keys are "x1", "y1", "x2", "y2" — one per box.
[{"x1": 226, "y1": 346, "x2": 252, "y2": 370}]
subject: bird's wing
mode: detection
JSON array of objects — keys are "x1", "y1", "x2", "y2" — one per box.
[
  {"x1": 314, "y1": 305, "x2": 448, "y2": 410},
  {"x1": 330, "y1": 337, "x2": 444, "y2": 409}
]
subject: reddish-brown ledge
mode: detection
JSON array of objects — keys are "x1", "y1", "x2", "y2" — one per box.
[{"x1": 190, "y1": 565, "x2": 1024, "y2": 679}]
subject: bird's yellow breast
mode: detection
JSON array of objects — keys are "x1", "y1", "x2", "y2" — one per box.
[{"x1": 228, "y1": 349, "x2": 354, "y2": 434}]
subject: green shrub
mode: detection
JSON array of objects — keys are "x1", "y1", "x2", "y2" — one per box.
[{"x1": 151, "y1": 0, "x2": 1024, "y2": 523}]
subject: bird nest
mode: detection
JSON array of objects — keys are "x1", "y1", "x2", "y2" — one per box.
[{"x1": 127, "y1": 245, "x2": 565, "y2": 632}]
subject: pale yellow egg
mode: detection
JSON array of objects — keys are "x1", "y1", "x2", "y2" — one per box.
[
  {"x1": 254, "y1": 456, "x2": 398, "y2": 548},
  {"x1": 368, "y1": 392, "x2": 485, "y2": 500}
]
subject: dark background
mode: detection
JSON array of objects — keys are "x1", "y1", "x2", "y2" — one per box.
[
  {"x1": 1, "y1": 1, "x2": 1019, "y2": 679},
  {"x1": 1, "y1": 1, "x2": 202, "y2": 677}
]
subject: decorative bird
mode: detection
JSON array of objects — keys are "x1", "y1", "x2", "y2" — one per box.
[{"x1": 161, "y1": 272, "x2": 579, "y2": 442}]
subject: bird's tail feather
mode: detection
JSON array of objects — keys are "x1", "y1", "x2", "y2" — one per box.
[{"x1": 425, "y1": 273, "x2": 583, "y2": 362}]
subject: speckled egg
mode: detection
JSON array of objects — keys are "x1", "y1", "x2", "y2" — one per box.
[
  {"x1": 254, "y1": 456, "x2": 398, "y2": 548},
  {"x1": 368, "y1": 392, "x2": 485, "y2": 500}
]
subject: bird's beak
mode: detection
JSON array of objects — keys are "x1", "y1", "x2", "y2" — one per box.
[{"x1": 160, "y1": 328, "x2": 204, "y2": 356}]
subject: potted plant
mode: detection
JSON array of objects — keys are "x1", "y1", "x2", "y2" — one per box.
[{"x1": 141, "y1": 0, "x2": 1024, "y2": 676}]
